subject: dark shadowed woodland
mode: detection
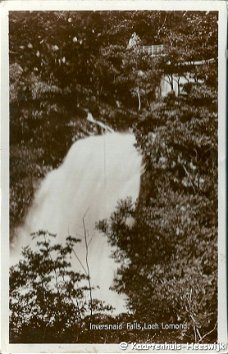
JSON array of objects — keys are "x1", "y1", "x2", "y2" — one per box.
[{"x1": 9, "y1": 11, "x2": 218, "y2": 343}]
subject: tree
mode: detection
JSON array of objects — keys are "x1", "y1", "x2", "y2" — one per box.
[
  {"x1": 97, "y1": 56, "x2": 218, "y2": 342},
  {"x1": 10, "y1": 231, "x2": 111, "y2": 343}
]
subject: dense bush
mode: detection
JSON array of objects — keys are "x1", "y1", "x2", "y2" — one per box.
[
  {"x1": 97, "y1": 65, "x2": 218, "y2": 342},
  {"x1": 10, "y1": 231, "x2": 114, "y2": 343}
]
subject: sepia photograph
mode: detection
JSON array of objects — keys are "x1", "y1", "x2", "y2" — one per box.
[{"x1": 0, "y1": 0, "x2": 227, "y2": 352}]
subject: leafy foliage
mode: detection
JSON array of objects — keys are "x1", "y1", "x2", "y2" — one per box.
[
  {"x1": 10, "y1": 231, "x2": 111, "y2": 343},
  {"x1": 97, "y1": 60, "x2": 218, "y2": 342},
  {"x1": 10, "y1": 11, "x2": 218, "y2": 343}
]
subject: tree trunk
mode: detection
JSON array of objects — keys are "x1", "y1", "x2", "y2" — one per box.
[{"x1": 137, "y1": 87, "x2": 141, "y2": 111}]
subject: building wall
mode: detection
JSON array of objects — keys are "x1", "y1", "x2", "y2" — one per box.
[{"x1": 158, "y1": 74, "x2": 203, "y2": 97}]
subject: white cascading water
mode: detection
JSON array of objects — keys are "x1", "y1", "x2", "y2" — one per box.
[{"x1": 11, "y1": 130, "x2": 142, "y2": 313}]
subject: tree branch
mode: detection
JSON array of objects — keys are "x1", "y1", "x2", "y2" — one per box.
[{"x1": 82, "y1": 215, "x2": 93, "y2": 318}]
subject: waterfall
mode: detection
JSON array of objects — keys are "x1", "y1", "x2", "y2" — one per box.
[{"x1": 11, "y1": 132, "x2": 142, "y2": 313}]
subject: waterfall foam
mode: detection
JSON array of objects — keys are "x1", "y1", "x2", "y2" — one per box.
[{"x1": 11, "y1": 132, "x2": 142, "y2": 312}]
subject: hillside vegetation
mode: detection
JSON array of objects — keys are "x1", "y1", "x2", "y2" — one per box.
[{"x1": 10, "y1": 11, "x2": 218, "y2": 343}]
